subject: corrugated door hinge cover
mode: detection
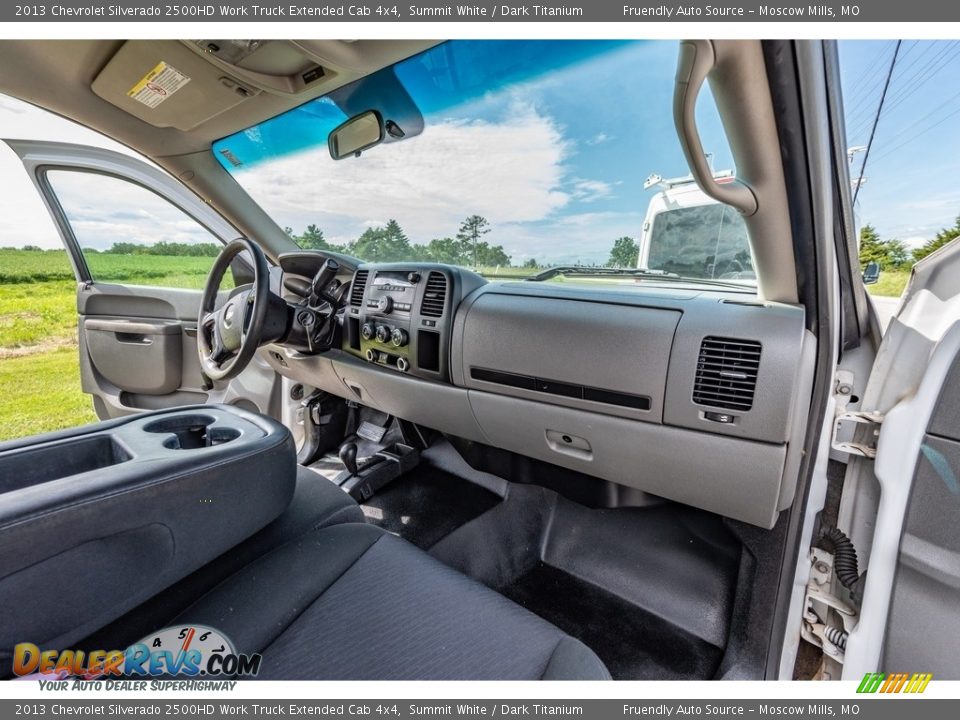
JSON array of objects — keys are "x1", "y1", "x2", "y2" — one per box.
[{"x1": 802, "y1": 548, "x2": 857, "y2": 673}]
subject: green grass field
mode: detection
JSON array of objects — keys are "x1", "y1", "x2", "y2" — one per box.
[
  {"x1": 0, "y1": 248, "x2": 911, "y2": 441},
  {"x1": 865, "y1": 269, "x2": 910, "y2": 299},
  {"x1": 0, "y1": 248, "x2": 216, "y2": 286},
  {"x1": 0, "y1": 249, "x2": 213, "y2": 440},
  {"x1": 0, "y1": 348, "x2": 98, "y2": 438}
]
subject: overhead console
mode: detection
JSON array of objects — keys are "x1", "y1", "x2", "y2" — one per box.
[{"x1": 341, "y1": 264, "x2": 486, "y2": 381}]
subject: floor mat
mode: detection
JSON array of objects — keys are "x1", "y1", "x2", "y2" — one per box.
[
  {"x1": 503, "y1": 563, "x2": 724, "y2": 680},
  {"x1": 361, "y1": 465, "x2": 501, "y2": 550},
  {"x1": 429, "y1": 483, "x2": 740, "y2": 679}
]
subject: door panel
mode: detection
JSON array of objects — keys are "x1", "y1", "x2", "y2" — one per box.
[
  {"x1": 76, "y1": 283, "x2": 209, "y2": 417},
  {"x1": 840, "y1": 239, "x2": 960, "y2": 678},
  {"x1": 3, "y1": 139, "x2": 279, "y2": 421}
]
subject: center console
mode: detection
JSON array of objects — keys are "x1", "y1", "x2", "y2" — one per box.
[
  {"x1": 0, "y1": 405, "x2": 296, "y2": 661},
  {"x1": 342, "y1": 264, "x2": 486, "y2": 382}
]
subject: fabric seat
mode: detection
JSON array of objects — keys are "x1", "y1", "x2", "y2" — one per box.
[
  {"x1": 76, "y1": 466, "x2": 364, "y2": 653},
  {"x1": 174, "y1": 522, "x2": 611, "y2": 680}
]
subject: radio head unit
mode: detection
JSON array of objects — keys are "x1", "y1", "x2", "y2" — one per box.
[{"x1": 343, "y1": 264, "x2": 485, "y2": 381}]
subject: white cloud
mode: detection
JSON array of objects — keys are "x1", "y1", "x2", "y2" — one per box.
[
  {"x1": 570, "y1": 178, "x2": 615, "y2": 203},
  {"x1": 557, "y1": 211, "x2": 630, "y2": 227},
  {"x1": 585, "y1": 132, "x2": 613, "y2": 146},
  {"x1": 233, "y1": 105, "x2": 572, "y2": 243}
]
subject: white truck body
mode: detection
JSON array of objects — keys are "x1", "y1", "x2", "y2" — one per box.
[{"x1": 639, "y1": 172, "x2": 755, "y2": 282}]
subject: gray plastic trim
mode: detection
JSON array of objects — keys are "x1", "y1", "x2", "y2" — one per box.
[
  {"x1": 262, "y1": 348, "x2": 488, "y2": 445},
  {"x1": 457, "y1": 292, "x2": 679, "y2": 422},
  {"x1": 468, "y1": 389, "x2": 786, "y2": 528},
  {"x1": 85, "y1": 318, "x2": 182, "y2": 395},
  {"x1": 777, "y1": 329, "x2": 818, "y2": 511},
  {"x1": 664, "y1": 299, "x2": 808, "y2": 444},
  {"x1": 331, "y1": 355, "x2": 487, "y2": 443},
  {"x1": 454, "y1": 283, "x2": 807, "y2": 445}
]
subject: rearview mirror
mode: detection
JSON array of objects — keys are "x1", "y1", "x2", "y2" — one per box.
[
  {"x1": 328, "y1": 110, "x2": 385, "y2": 160},
  {"x1": 862, "y1": 261, "x2": 881, "y2": 285}
]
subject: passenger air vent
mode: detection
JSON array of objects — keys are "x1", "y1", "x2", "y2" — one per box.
[
  {"x1": 350, "y1": 270, "x2": 369, "y2": 307},
  {"x1": 692, "y1": 337, "x2": 761, "y2": 412},
  {"x1": 420, "y1": 272, "x2": 447, "y2": 317}
]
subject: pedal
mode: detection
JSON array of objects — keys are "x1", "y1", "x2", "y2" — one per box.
[{"x1": 356, "y1": 420, "x2": 389, "y2": 443}]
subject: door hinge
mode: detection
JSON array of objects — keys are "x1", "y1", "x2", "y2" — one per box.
[
  {"x1": 832, "y1": 411, "x2": 884, "y2": 458},
  {"x1": 831, "y1": 370, "x2": 883, "y2": 458}
]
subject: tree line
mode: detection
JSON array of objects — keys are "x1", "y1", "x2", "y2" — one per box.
[
  {"x1": 14, "y1": 215, "x2": 960, "y2": 273},
  {"x1": 288, "y1": 216, "x2": 513, "y2": 267},
  {"x1": 288, "y1": 215, "x2": 643, "y2": 270},
  {"x1": 89, "y1": 241, "x2": 222, "y2": 256},
  {"x1": 17, "y1": 242, "x2": 222, "y2": 256},
  {"x1": 859, "y1": 214, "x2": 960, "y2": 271}
]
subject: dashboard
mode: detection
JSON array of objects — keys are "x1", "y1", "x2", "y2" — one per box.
[{"x1": 268, "y1": 254, "x2": 814, "y2": 529}]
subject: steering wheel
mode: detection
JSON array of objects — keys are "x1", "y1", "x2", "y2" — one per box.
[{"x1": 198, "y1": 238, "x2": 271, "y2": 382}]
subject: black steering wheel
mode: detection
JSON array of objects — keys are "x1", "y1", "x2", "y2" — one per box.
[{"x1": 198, "y1": 238, "x2": 271, "y2": 382}]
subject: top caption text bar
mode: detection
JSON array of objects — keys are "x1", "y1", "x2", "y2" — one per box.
[{"x1": 3, "y1": 1, "x2": 955, "y2": 23}]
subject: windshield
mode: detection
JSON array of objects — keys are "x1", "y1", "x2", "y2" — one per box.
[
  {"x1": 213, "y1": 40, "x2": 743, "y2": 286},
  {"x1": 647, "y1": 204, "x2": 754, "y2": 281}
]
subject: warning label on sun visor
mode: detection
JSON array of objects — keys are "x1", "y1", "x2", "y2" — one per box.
[{"x1": 127, "y1": 62, "x2": 190, "y2": 108}]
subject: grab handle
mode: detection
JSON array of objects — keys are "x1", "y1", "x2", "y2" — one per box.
[{"x1": 674, "y1": 40, "x2": 758, "y2": 216}]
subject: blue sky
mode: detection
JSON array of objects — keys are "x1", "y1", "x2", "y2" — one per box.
[
  {"x1": 2, "y1": 40, "x2": 959, "y2": 259},
  {"x1": 217, "y1": 41, "x2": 736, "y2": 265},
  {"x1": 839, "y1": 40, "x2": 960, "y2": 247}
]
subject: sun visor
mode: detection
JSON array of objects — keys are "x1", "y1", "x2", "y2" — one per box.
[{"x1": 92, "y1": 40, "x2": 262, "y2": 131}]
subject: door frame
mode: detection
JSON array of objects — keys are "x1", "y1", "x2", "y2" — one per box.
[{"x1": 4, "y1": 139, "x2": 241, "y2": 276}]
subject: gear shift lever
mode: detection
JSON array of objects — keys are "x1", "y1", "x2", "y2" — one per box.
[{"x1": 339, "y1": 442, "x2": 359, "y2": 477}]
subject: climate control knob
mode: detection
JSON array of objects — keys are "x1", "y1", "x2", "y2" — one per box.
[
  {"x1": 391, "y1": 328, "x2": 409, "y2": 347},
  {"x1": 375, "y1": 325, "x2": 391, "y2": 343},
  {"x1": 360, "y1": 322, "x2": 376, "y2": 340}
]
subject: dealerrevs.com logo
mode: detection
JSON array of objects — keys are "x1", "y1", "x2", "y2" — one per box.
[
  {"x1": 857, "y1": 672, "x2": 933, "y2": 694},
  {"x1": 13, "y1": 625, "x2": 261, "y2": 682}
]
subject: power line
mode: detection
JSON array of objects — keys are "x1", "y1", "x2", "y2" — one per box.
[
  {"x1": 853, "y1": 40, "x2": 902, "y2": 205},
  {"x1": 845, "y1": 43, "x2": 904, "y2": 111},
  {"x1": 844, "y1": 40, "x2": 896, "y2": 100},
  {"x1": 846, "y1": 41, "x2": 959, "y2": 140},
  {"x1": 844, "y1": 42, "x2": 914, "y2": 138},
  {"x1": 847, "y1": 43, "x2": 948, "y2": 134},
  {"x1": 865, "y1": 46, "x2": 960, "y2": 165},
  {"x1": 875, "y1": 41, "x2": 960, "y2": 117},
  {"x1": 870, "y1": 99, "x2": 960, "y2": 165},
  {"x1": 847, "y1": 41, "x2": 893, "y2": 87}
]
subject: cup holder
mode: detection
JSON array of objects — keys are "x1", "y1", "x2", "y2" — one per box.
[{"x1": 143, "y1": 414, "x2": 241, "y2": 450}]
